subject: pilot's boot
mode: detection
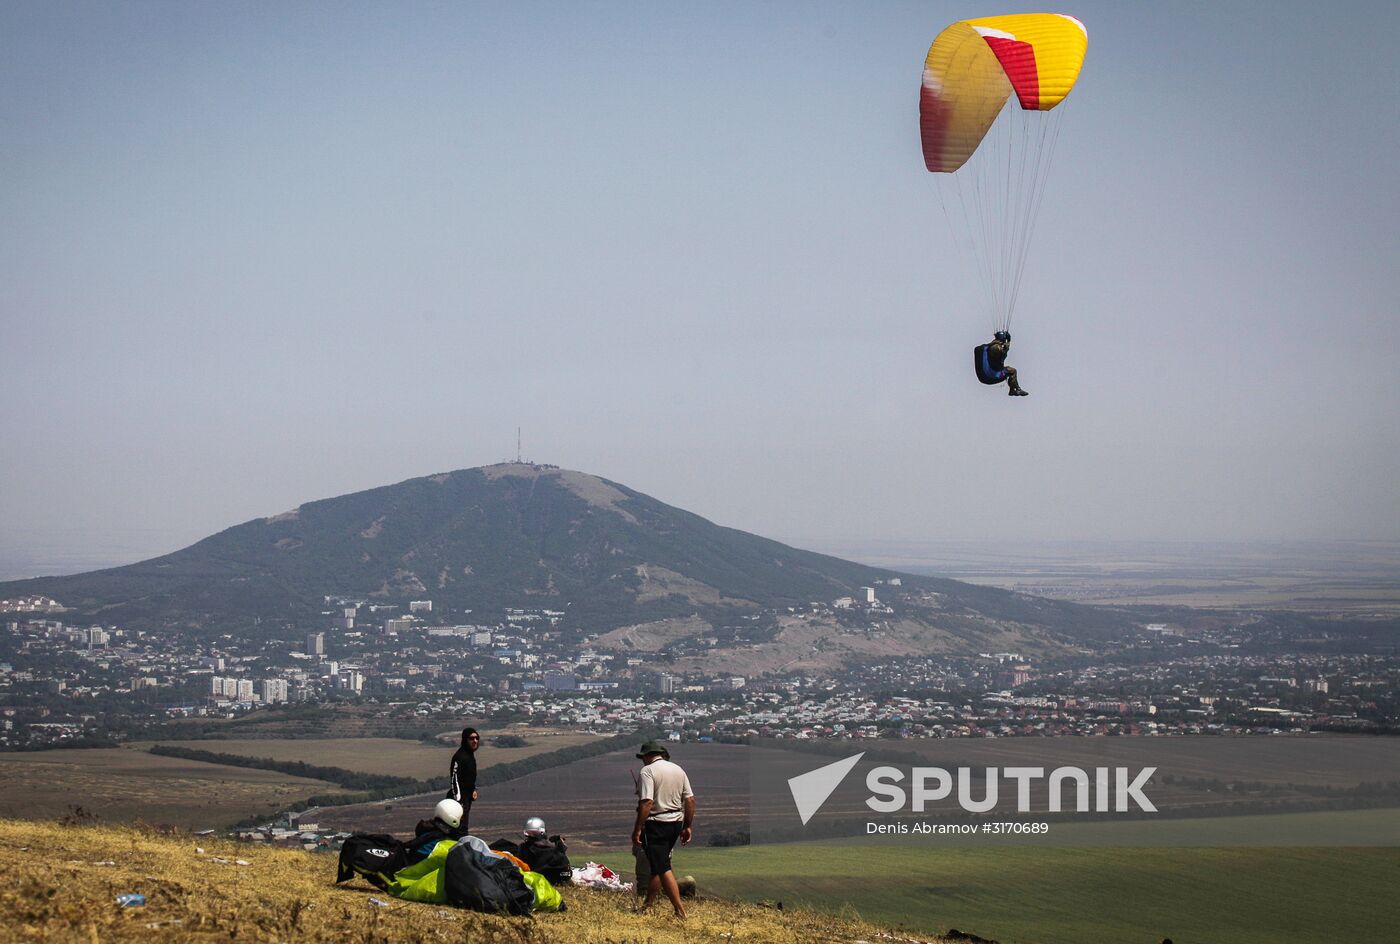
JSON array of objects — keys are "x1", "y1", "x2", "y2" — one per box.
[{"x1": 1009, "y1": 385, "x2": 1029, "y2": 397}]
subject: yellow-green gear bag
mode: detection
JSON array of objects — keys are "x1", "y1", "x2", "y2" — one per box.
[
  {"x1": 521, "y1": 870, "x2": 563, "y2": 912},
  {"x1": 386, "y1": 840, "x2": 454, "y2": 903}
]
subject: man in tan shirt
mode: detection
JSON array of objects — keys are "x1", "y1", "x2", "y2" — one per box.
[{"x1": 630, "y1": 740, "x2": 695, "y2": 917}]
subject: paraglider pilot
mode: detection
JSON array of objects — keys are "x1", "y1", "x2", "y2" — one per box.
[{"x1": 974, "y1": 330, "x2": 1028, "y2": 396}]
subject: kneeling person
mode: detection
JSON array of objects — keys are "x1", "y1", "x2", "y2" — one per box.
[{"x1": 410, "y1": 798, "x2": 466, "y2": 862}]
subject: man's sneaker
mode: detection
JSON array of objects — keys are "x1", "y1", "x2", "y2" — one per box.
[{"x1": 1009, "y1": 388, "x2": 1029, "y2": 396}]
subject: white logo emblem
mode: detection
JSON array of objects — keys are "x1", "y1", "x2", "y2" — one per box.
[{"x1": 787, "y1": 752, "x2": 865, "y2": 825}]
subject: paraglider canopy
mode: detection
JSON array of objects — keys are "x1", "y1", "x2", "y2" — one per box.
[
  {"x1": 919, "y1": 13, "x2": 1088, "y2": 333},
  {"x1": 921, "y1": 13, "x2": 1087, "y2": 173}
]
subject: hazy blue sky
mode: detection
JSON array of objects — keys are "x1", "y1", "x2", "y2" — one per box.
[{"x1": 3, "y1": 1, "x2": 1398, "y2": 574}]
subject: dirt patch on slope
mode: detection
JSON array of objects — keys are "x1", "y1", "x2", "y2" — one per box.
[
  {"x1": 667, "y1": 614, "x2": 1049, "y2": 677},
  {"x1": 632, "y1": 564, "x2": 755, "y2": 606},
  {"x1": 593, "y1": 615, "x2": 713, "y2": 652}
]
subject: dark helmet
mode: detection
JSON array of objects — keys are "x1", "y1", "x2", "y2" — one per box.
[{"x1": 994, "y1": 330, "x2": 1011, "y2": 343}]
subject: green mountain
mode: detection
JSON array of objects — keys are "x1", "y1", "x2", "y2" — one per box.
[{"x1": 0, "y1": 464, "x2": 1131, "y2": 643}]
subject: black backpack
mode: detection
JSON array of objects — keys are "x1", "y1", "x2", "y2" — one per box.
[
  {"x1": 336, "y1": 834, "x2": 409, "y2": 890},
  {"x1": 519, "y1": 835, "x2": 572, "y2": 886}
]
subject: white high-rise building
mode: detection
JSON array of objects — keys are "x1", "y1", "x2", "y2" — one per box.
[
  {"x1": 236, "y1": 679, "x2": 256, "y2": 702},
  {"x1": 262, "y1": 679, "x2": 290, "y2": 704},
  {"x1": 306, "y1": 632, "x2": 325, "y2": 655},
  {"x1": 211, "y1": 676, "x2": 241, "y2": 698}
]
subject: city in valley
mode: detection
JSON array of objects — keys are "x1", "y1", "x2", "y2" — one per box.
[{"x1": 4, "y1": 557, "x2": 1397, "y2": 753}]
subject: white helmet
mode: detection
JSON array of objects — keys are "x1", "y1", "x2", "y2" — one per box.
[
  {"x1": 523, "y1": 816, "x2": 546, "y2": 838},
  {"x1": 435, "y1": 798, "x2": 464, "y2": 829}
]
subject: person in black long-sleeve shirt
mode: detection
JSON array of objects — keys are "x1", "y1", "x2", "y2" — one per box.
[{"x1": 446, "y1": 727, "x2": 479, "y2": 833}]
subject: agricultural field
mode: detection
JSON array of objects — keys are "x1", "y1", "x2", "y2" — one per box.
[
  {"x1": 0, "y1": 749, "x2": 345, "y2": 829},
  {"x1": 135, "y1": 727, "x2": 601, "y2": 781},
  {"x1": 683, "y1": 811, "x2": 1400, "y2": 944},
  {"x1": 315, "y1": 742, "x2": 752, "y2": 847},
  {"x1": 317, "y1": 737, "x2": 1400, "y2": 848},
  {"x1": 760, "y1": 734, "x2": 1400, "y2": 825}
]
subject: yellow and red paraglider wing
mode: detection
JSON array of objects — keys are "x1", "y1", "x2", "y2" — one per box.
[
  {"x1": 920, "y1": 13, "x2": 1088, "y2": 173},
  {"x1": 920, "y1": 21, "x2": 1013, "y2": 174},
  {"x1": 964, "y1": 13, "x2": 1087, "y2": 111}
]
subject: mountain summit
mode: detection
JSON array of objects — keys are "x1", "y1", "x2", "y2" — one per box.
[
  {"x1": 1, "y1": 464, "x2": 1129, "y2": 646},
  {"x1": 1, "y1": 465, "x2": 894, "y2": 626}
]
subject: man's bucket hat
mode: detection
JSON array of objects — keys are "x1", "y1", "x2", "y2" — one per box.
[{"x1": 636, "y1": 740, "x2": 671, "y2": 759}]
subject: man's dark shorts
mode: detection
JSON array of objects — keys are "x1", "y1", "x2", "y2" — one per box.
[{"x1": 642, "y1": 820, "x2": 684, "y2": 875}]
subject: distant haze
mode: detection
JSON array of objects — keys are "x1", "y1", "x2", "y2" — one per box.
[{"x1": 3, "y1": 1, "x2": 1398, "y2": 574}]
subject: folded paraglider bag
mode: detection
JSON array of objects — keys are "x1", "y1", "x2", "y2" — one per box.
[
  {"x1": 456, "y1": 835, "x2": 532, "y2": 870},
  {"x1": 488, "y1": 838, "x2": 523, "y2": 856},
  {"x1": 520, "y1": 835, "x2": 572, "y2": 886},
  {"x1": 386, "y1": 840, "x2": 455, "y2": 903},
  {"x1": 521, "y1": 870, "x2": 564, "y2": 912},
  {"x1": 337, "y1": 834, "x2": 409, "y2": 890},
  {"x1": 444, "y1": 843, "x2": 536, "y2": 915}
]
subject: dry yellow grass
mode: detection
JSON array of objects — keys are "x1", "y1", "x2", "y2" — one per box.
[{"x1": 0, "y1": 818, "x2": 948, "y2": 944}]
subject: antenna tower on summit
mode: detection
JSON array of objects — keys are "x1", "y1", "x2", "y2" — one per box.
[{"x1": 516, "y1": 427, "x2": 522, "y2": 463}]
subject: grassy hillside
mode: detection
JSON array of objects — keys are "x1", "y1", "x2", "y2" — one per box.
[
  {"x1": 683, "y1": 815, "x2": 1400, "y2": 944},
  {"x1": 0, "y1": 818, "x2": 943, "y2": 944},
  {"x1": 5, "y1": 814, "x2": 1394, "y2": 944}
]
